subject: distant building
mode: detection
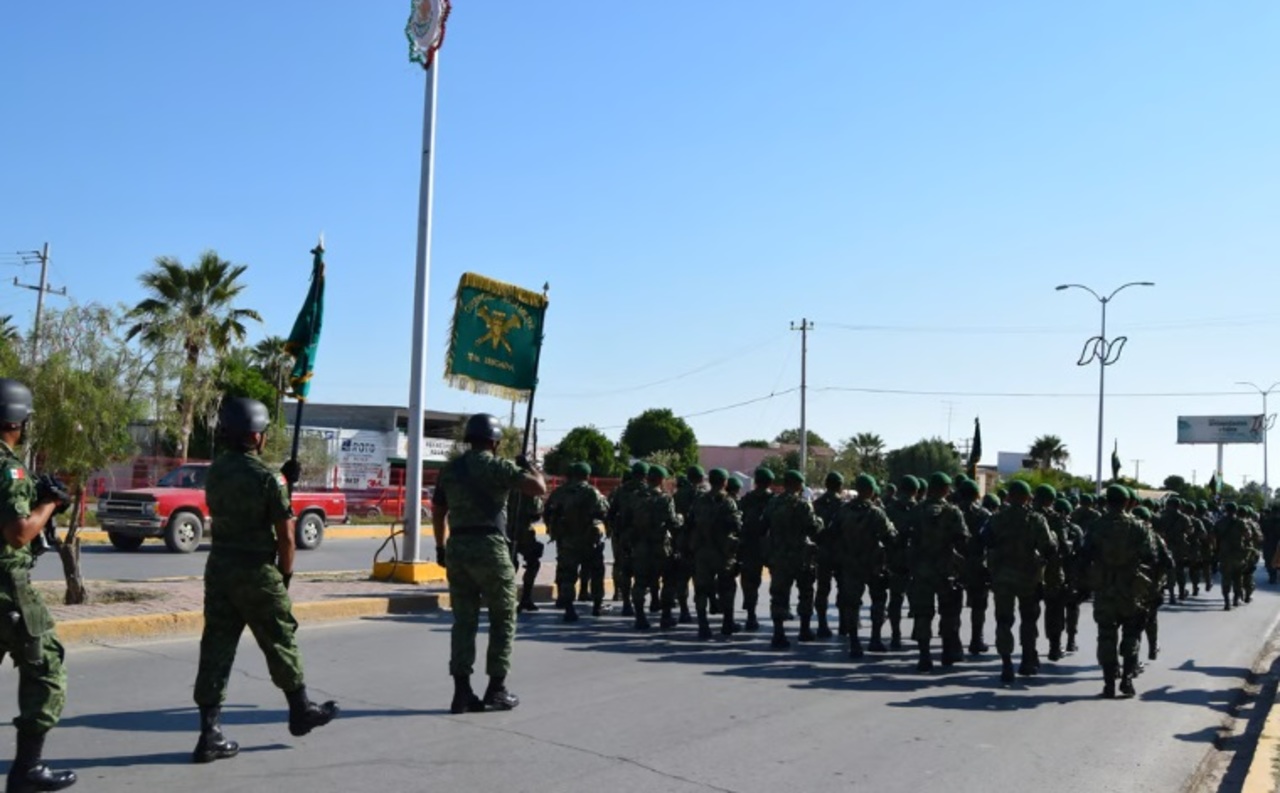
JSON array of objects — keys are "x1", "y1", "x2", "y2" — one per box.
[
  {"x1": 698, "y1": 443, "x2": 836, "y2": 474},
  {"x1": 997, "y1": 451, "x2": 1037, "y2": 477}
]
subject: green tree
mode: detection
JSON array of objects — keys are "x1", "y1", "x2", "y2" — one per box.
[
  {"x1": 759, "y1": 454, "x2": 788, "y2": 481},
  {"x1": 125, "y1": 251, "x2": 262, "y2": 461},
  {"x1": 774, "y1": 428, "x2": 829, "y2": 449},
  {"x1": 738, "y1": 439, "x2": 771, "y2": 449},
  {"x1": 250, "y1": 335, "x2": 292, "y2": 420},
  {"x1": 1239, "y1": 481, "x2": 1266, "y2": 511},
  {"x1": 0, "y1": 315, "x2": 21, "y2": 345},
  {"x1": 188, "y1": 349, "x2": 279, "y2": 459},
  {"x1": 1005, "y1": 468, "x2": 1095, "y2": 496},
  {"x1": 885, "y1": 437, "x2": 962, "y2": 484},
  {"x1": 543, "y1": 426, "x2": 620, "y2": 477},
  {"x1": 835, "y1": 432, "x2": 888, "y2": 482},
  {"x1": 620, "y1": 408, "x2": 698, "y2": 470},
  {"x1": 262, "y1": 425, "x2": 338, "y2": 489},
  {"x1": 17, "y1": 304, "x2": 150, "y2": 604},
  {"x1": 1163, "y1": 475, "x2": 1189, "y2": 495},
  {"x1": 1028, "y1": 434, "x2": 1069, "y2": 471}
]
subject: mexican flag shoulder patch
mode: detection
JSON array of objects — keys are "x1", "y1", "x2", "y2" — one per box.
[
  {"x1": 6, "y1": 467, "x2": 24, "y2": 481},
  {"x1": 276, "y1": 474, "x2": 288, "y2": 489}
]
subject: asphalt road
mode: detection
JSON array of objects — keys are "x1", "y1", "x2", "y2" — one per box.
[
  {"x1": 32, "y1": 534, "x2": 428, "y2": 582},
  {"x1": 21, "y1": 574, "x2": 1280, "y2": 793}
]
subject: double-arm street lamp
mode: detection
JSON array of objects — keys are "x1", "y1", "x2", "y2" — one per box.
[
  {"x1": 1056, "y1": 281, "x2": 1156, "y2": 494},
  {"x1": 1235, "y1": 381, "x2": 1279, "y2": 500}
]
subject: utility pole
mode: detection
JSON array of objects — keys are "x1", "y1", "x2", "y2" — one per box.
[
  {"x1": 532, "y1": 418, "x2": 544, "y2": 465},
  {"x1": 13, "y1": 243, "x2": 66, "y2": 363},
  {"x1": 942, "y1": 400, "x2": 957, "y2": 442},
  {"x1": 1131, "y1": 459, "x2": 1143, "y2": 484},
  {"x1": 1236, "y1": 381, "x2": 1278, "y2": 502},
  {"x1": 790, "y1": 319, "x2": 813, "y2": 474}
]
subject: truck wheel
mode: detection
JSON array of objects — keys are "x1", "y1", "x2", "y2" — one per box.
[
  {"x1": 164, "y1": 511, "x2": 204, "y2": 553},
  {"x1": 363, "y1": 507, "x2": 381, "y2": 519},
  {"x1": 107, "y1": 532, "x2": 145, "y2": 552},
  {"x1": 296, "y1": 513, "x2": 325, "y2": 550}
]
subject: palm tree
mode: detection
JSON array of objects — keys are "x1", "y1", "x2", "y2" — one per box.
[
  {"x1": 251, "y1": 335, "x2": 292, "y2": 420},
  {"x1": 839, "y1": 432, "x2": 888, "y2": 480},
  {"x1": 0, "y1": 315, "x2": 20, "y2": 344},
  {"x1": 1029, "y1": 434, "x2": 1070, "y2": 471},
  {"x1": 125, "y1": 251, "x2": 262, "y2": 460}
]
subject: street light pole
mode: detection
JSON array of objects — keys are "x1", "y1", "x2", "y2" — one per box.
[
  {"x1": 1236, "y1": 380, "x2": 1279, "y2": 501},
  {"x1": 1056, "y1": 281, "x2": 1155, "y2": 495}
]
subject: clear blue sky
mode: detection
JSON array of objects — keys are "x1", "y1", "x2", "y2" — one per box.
[{"x1": 3, "y1": 2, "x2": 1279, "y2": 488}]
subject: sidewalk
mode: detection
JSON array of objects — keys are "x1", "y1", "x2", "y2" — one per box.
[{"x1": 72, "y1": 523, "x2": 549, "y2": 545}]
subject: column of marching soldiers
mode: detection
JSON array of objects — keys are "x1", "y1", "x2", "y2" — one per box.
[{"x1": 524, "y1": 461, "x2": 1278, "y2": 701}]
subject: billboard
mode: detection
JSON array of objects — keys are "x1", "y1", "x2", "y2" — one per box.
[{"x1": 1176, "y1": 415, "x2": 1265, "y2": 445}]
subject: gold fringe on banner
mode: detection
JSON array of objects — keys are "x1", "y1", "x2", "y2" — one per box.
[
  {"x1": 443, "y1": 375, "x2": 532, "y2": 403},
  {"x1": 443, "y1": 272, "x2": 547, "y2": 403},
  {"x1": 456, "y1": 272, "x2": 548, "y2": 309}
]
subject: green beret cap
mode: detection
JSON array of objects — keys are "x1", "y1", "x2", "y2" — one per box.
[
  {"x1": 726, "y1": 477, "x2": 742, "y2": 492},
  {"x1": 708, "y1": 468, "x2": 729, "y2": 484},
  {"x1": 899, "y1": 476, "x2": 919, "y2": 492},
  {"x1": 853, "y1": 473, "x2": 878, "y2": 493},
  {"x1": 957, "y1": 479, "x2": 980, "y2": 498},
  {"x1": 570, "y1": 462, "x2": 592, "y2": 477},
  {"x1": 1165, "y1": 496, "x2": 1181, "y2": 508},
  {"x1": 1007, "y1": 480, "x2": 1032, "y2": 497},
  {"x1": 1133, "y1": 506, "x2": 1152, "y2": 520},
  {"x1": 647, "y1": 465, "x2": 668, "y2": 480},
  {"x1": 928, "y1": 472, "x2": 953, "y2": 490},
  {"x1": 1034, "y1": 484, "x2": 1057, "y2": 502},
  {"x1": 784, "y1": 469, "x2": 805, "y2": 485},
  {"x1": 686, "y1": 465, "x2": 705, "y2": 480},
  {"x1": 1054, "y1": 498, "x2": 1073, "y2": 514},
  {"x1": 982, "y1": 494, "x2": 1001, "y2": 510},
  {"x1": 754, "y1": 467, "x2": 776, "y2": 483},
  {"x1": 1079, "y1": 493, "x2": 1094, "y2": 506},
  {"x1": 630, "y1": 462, "x2": 650, "y2": 477},
  {"x1": 1105, "y1": 484, "x2": 1129, "y2": 505},
  {"x1": 825, "y1": 472, "x2": 844, "y2": 486},
  {"x1": 1224, "y1": 502, "x2": 1238, "y2": 513}
]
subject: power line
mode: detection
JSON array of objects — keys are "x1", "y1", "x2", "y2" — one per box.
[
  {"x1": 544, "y1": 386, "x2": 800, "y2": 434},
  {"x1": 814, "y1": 385, "x2": 1250, "y2": 399},
  {"x1": 819, "y1": 314, "x2": 1280, "y2": 336}
]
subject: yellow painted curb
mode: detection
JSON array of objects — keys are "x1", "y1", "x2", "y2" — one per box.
[
  {"x1": 1242, "y1": 689, "x2": 1280, "y2": 793},
  {"x1": 73, "y1": 525, "x2": 547, "y2": 546},
  {"x1": 371, "y1": 560, "x2": 447, "y2": 584},
  {"x1": 56, "y1": 594, "x2": 443, "y2": 645}
]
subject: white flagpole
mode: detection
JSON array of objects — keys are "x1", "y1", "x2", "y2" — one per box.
[{"x1": 403, "y1": 56, "x2": 440, "y2": 563}]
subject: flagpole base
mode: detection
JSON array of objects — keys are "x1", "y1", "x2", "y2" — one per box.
[{"x1": 372, "y1": 560, "x2": 447, "y2": 585}]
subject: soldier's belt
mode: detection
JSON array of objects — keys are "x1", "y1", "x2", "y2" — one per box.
[{"x1": 451, "y1": 525, "x2": 503, "y2": 538}]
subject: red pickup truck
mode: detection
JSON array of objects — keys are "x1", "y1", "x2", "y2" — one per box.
[{"x1": 95, "y1": 463, "x2": 348, "y2": 553}]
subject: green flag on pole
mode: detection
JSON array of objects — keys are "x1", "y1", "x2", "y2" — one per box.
[
  {"x1": 444, "y1": 272, "x2": 548, "y2": 402},
  {"x1": 967, "y1": 417, "x2": 982, "y2": 479},
  {"x1": 284, "y1": 240, "x2": 326, "y2": 401}
]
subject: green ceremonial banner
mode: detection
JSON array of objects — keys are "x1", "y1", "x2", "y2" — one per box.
[
  {"x1": 445, "y1": 272, "x2": 548, "y2": 402},
  {"x1": 284, "y1": 242, "x2": 326, "y2": 401}
]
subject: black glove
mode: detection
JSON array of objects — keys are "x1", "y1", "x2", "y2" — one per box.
[
  {"x1": 281, "y1": 460, "x2": 302, "y2": 486},
  {"x1": 436, "y1": 542, "x2": 447, "y2": 568},
  {"x1": 36, "y1": 475, "x2": 72, "y2": 515},
  {"x1": 515, "y1": 455, "x2": 535, "y2": 472},
  {"x1": 281, "y1": 570, "x2": 293, "y2": 590}
]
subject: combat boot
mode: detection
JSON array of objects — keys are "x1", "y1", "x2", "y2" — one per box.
[
  {"x1": 968, "y1": 618, "x2": 989, "y2": 655},
  {"x1": 798, "y1": 616, "x2": 816, "y2": 643},
  {"x1": 592, "y1": 602, "x2": 603, "y2": 617},
  {"x1": 838, "y1": 610, "x2": 850, "y2": 638},
  {"x1": 697, "y1": 606, "x2": 713, "y2": 640},
  {"x1": 659, "y1": 606, "x2": 678, "y2": 630},
  {"x1": 720, "y1": 612, "x2": 739, "y2": 637},
  {"x1": 940, "y1": 639, "x2": 963, "y2": 668},
  {"x1": 192, "y1": 704, "x2": 240, "y2": 764},
  {"x1": 1000, "y1": 655, "x2": 1015, "y2": 684},
  {"x1": 709, "y1": 593, "x2": 722, "y2": 615},
  {"x1": 481, "y1": 677, "x2": 519, "y2": 711},
  {"x1": 450, "y1": 675, "x2": 485, "y2": 714},
  {"x1": 649, "y1": 597, "x2": 661, "y2": 614},
  {"x1": 849, "y1": 636, "x2": 864, "y2": 659},
  {"x1": 771, "y1": 621, "x2": 791, "y2": 650},
  {"x1": 1066, "y1": 631, "x2": 1078, "y2": 654},
  {"x1": 678, "y1": 600, "x2": 693, "y2": 624},
  {"x1": 634, "y1": 611, "x2": 651, "y2": 631},
  {"x1": 1018, "y1": 650, "x2": 1039, "y2": 677},
  {"x1": 621, "y1": 602, "x2": 635, "y2": 618},
  {"x1": 868, "y1": 622, "x2": 887, "y2": 653},
  {"x1": 1048, "y1": 640, "x2": 1063, "y2": 662},
  {"x1": 916, "y1": 646, "x2": 933, "y2": 673},
  {"x1": 518, "y1": 581, "x2": 540, "y2": 613},
  {"x1": 1193, "y1": 583, "x2": 1201, "y2": 595},
  {"x1": 1119, "y1": 658, "x2": 1137, "y2": 699},
  {"x1": 744, "y1": 611, "x2": 760, "y2": 632},
  {"x1": 890, "y1": 622, "x2": 904, "y2": 651},
  {"x1": 563, "y1": 603, "x2": 579, "y2": 623},
  {"x1": 815, "y1": 612, "x2": 833, "y2": 640},
  {"x1": 6, "y1": 732, "x2": 76, "y2": 793},
  {"x1": 1148, "y1": 642, "x2": 1159, "y2": 661},
  {"x1": 285, "y1": 686, "x2": 339, "y2": 736},
  {"x1": 1101, "y1": 666, "x2": 1117, "y2": 699}
]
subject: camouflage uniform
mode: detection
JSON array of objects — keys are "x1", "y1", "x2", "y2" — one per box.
[
  {"x1": 687, "y1": 481, "x2": 742, "y2": 637},
  {"x1": 763, "y1": 489, "x2": 823, "y2": 647},
  {"x1": 1037, "y1": 501, "x2": 1074, "y2": 661},
  {"x1": 625, "y1": 479, "x2": 681, "y2": 629},
  {"x1": 958, "y1": 498, "x2": 992, "y2": 654},
  {"x1": 736, "y1": 481, "x2": 775, "y2": 631},
  {"x1": 194, "y1": 451, "x2": 304, "y2": 706},
  {"x1": 812, "y1": 485, "x2": 845, "y2": 638},
  {"x1": 0, "y1": 442, "x2": 66, "y2": 735},
  {"x1": 545, "y1": 477, "x2": 608, "y2": 617},
  {"x1": 832, "y1": 494, "x2": 896, "y2": 656},
  {"x1": 907, "y1": 491, "x2": 969, "y2": 670},
  {"x1": 1140, "y1": 530, "x2": 1176, "y2": 662},
  {"x1": 882, "y1": 491, "x2": 919, "y2": 648},
  {"x1": 508, "y1": 491, "x2": 545, "y2": 611},
  {"x1": 433, "y1": 450, "x2": 524, "y2": 678},
  {"x1": 1215, "y1": 509, "x2": 1253, "y2": 610},
  {"x1": 1153, "y1": 504, "x2": 1194, "y2": 601},
  {"x1": 984, "y1": 501, "x2": 1057, "y2": 679},
  {"x1": 1083, "y1": 500, "x2": 1156, "y2": 697},
  {"x1": 671, "y1": 477, "x2": 705, "y2": 621},
  {"x1": 606, "y1": 473, "x2": 648, "y2": 612}
]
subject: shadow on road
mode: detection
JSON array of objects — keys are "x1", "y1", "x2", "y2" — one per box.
[
  {"x1": 60, "y1": 705, "x2": 438, "y2": 734},
  {"x1": 0, "y1": 743, "x2": 291, "y2": 773}
]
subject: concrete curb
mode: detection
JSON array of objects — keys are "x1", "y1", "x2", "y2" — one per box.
[
  {"x1": 1243, "y1": 691, "x2": 1280, "y2": 793},
  {"x1": 56, "y1": 593, "x2": 444, "y2": 645}
]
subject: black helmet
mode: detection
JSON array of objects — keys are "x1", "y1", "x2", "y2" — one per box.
[
  {"x1": 219, "y1": 397, "x2": 270, "y2": 435},
  {"x1": 464, "y1": 413, "x2": 503, "y2": 443},
  {"x1": 0, "y1": 379, "x2": 33, "y2": 425}
]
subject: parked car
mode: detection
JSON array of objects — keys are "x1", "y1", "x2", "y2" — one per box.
[
  {"x1": 95, "y1": 463, "x2": 348, "y2": 553},
  {"x1": 346, "y1": 486, "x2": 432, "y2": 522}
]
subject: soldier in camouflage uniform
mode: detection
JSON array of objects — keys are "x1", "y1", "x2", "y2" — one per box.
[
  {"x1": 1071, "y1": 493, "x2": 1102, "y2": 540},
  {"x1": 671, "y1": 466, "x2": 707, "y2": 623},
  {"x1": 688, "y1": 469, "x2": 742, "y2": 639},
  {"x1": 764, "y1": 470, "x2": 823, "y2": 649},
  {"x1": 955, "y1": 479, "x2": 991, "y2": 655},
  {"x1": 983, "y1": 480, "x2": 1057, "y2": 683},
  {"x1": 509, "y1": 489, "x2": 545, "y2": 613},
  {"x1": 726, "y1": 476, "x2": 742, "y2": 501},
  {"x1": 1083, "y1": 485, "x2": 1157, "y2": 699},
  {"x1": 1053, "y1": 498, "x2": 1086, "y2": 653},
  {"x1": 1153, "y1": 497, "x2": 1194, "y2": 602},
  {"x1": 833, "y1": 474, "x2": 897, "y2": 658},
  {"x1": 0, "y1": 379, "x2": 77, "y2": 791},
  {"x1": 907, "y1": 473, "x2": 969, "y2": 672},
  {"x1": 1215, "y1": 503, "x2": 1252, "y2": 611},
  {"x1": 1032, "y1": 484, "x2": 1074, "y2": 662},
  {"x1": 1134, "y1": 507, "x2": 1175, "y2": 663},
  {"x1": 737, "y1": 468, "x2": 776, "y2": 632},
  {"x1": 606, "y1": 463, "x2": 650, "y2": 617},
  {"x1": 812, "y1": 472, "x2": 845, "y2": 639},
  {"x1": 625, "y1": 466, "x2": 681, "y2": 630},
  {"x1": 882, "y1": 476, "x2": 921, "y2": 650},
  {"x1": 432, "y1": 413, "x2": 547, "y2": 714},
  {"x1": 545, "y1": 462, "x2": 609, "y2": 621},
  {"x1": 193, "y1": 397, "x2": 337, "y2": 764}
]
